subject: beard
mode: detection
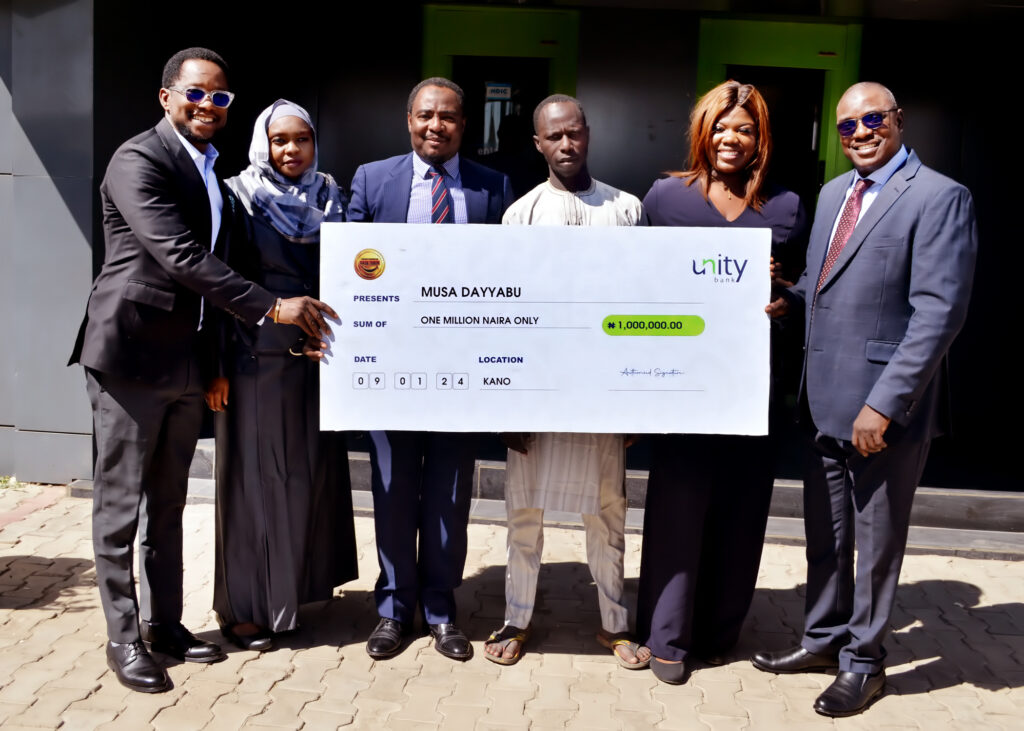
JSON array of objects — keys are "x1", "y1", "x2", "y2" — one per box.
[
  {"x1": 175, "y1": 121, "x2": 217, "y2": 147},
  {"x1": 421, "y1": 150, "x2": 450, "y2": 166}
]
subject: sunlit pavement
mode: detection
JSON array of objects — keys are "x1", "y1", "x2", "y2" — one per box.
[{"x1": 1, "y1": 484, "x2": 1022, "y2": 730}]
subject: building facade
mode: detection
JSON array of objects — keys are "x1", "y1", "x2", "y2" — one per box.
[{"x1": 0, "y1": 0, "x2": 1015, "y2": 490}]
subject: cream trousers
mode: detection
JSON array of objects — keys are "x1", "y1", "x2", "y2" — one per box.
[{"x1": 503, "y1": 479, "x2": 629, "y2": 633}]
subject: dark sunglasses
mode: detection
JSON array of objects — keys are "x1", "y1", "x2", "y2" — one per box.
[
  {"x1": 168, "y1": 87, "x2": 235, "y2": 108},
  {"x1": 836, "y1": 108, "x2": 897, "y2": 137}
]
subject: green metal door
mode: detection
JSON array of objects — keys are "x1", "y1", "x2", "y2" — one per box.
[{"x1": 697, "y1": 18, "x2": 862, "y2": 182}]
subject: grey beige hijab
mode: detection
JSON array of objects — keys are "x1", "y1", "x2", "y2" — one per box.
[{"x1": 230, "y1": 99, "x2": 344, "y2": 243}]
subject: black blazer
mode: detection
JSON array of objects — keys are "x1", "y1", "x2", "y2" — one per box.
[{"x1": 70, "y1": 118, "x2": 274, "y2": 382}]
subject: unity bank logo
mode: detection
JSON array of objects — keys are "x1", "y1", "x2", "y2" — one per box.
[
  {"x1": 354, "y1": 249, "x2": 385, "y2": 280},
  {"x1": 691, "y1": 254, "x2": 748, "y2": 284}
]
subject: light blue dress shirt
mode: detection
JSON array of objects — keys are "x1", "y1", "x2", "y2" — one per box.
[
  {"x1": 407, "y1": 153, "x2": 468, "y2": 224},
  {"x1": 828, "y1": 144, "x2": 909, "y2": 242},
  {"x1": 173, "y1": 128, "x2": 223, "y2": 328},
  {"x1": 172, "y1": 129, "x2": 222, "y2": 249}
]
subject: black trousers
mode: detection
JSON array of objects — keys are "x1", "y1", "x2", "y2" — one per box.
[
  {"x1": 87, "y1": 363, "x2": 204, "y2": 642},
  {"x1": 637, "y1": 433, "x2": 775, "y2": 662}
]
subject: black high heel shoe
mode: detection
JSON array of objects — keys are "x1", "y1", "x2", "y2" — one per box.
[{"x1": 221, "y1": 624, "x2": 274, "y2": 652}]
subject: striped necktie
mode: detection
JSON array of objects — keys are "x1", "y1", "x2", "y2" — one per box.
[
  {"x1": 429, "y1": 165, "x2": 452, "y2": 224},
  {"x1": 816, "y1": 178, "x2": 872, "y2": 291}
]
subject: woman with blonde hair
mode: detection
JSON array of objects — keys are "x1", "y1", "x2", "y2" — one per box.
[{"x1": 637, "y1": 80, "x2": 808, "y2": 684}]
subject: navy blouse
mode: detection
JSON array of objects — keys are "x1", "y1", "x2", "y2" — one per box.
[{"x1": 642, "y1": 176, "x2": 808, "y2": 279}]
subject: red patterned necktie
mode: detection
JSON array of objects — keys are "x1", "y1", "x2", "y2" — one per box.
[
  {"x1": 816, "y1": 178, "x2": 872, "y2": 291},
  {"x1": 429, "y1": 166, "x2": 452, "y2": 224}
]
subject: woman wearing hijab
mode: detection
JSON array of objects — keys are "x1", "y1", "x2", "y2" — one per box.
[{"x1": 205, "y1": 99, "x2": 356, "y2": 650}]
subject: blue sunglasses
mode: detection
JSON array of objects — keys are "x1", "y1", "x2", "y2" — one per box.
[
  {"x1": 836, "y1": 108, "x2": 897, "y2": 137},
  {"x1": 168, "y1": 87, "x2": 235, "y2": 108}
]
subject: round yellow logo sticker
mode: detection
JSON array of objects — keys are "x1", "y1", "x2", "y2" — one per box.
[{"x1": 354, "y1": 249, "x2": 385, "y2": 280}]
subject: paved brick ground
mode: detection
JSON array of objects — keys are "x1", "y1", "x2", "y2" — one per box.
[{"x1": 1, "y1": 484, "x2": 1022, "y2": 729}]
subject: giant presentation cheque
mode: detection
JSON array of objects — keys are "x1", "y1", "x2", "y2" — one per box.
[{"x1": 320, "y1": 223, "x2": 770, "y2": 435}]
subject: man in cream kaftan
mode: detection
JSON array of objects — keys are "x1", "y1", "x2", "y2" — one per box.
[{"x1": 486, "y1": 95, "x2": 648, "y2": 666}]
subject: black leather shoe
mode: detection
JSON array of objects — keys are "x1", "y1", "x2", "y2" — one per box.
[
  {"x1": 221, "y1": 625, "x2": 275, "y2": 652},
  {"x1": 751, "y1": 645, "x2": 838, "y2": 674},
  {"x1": 366, "y1": 617, "x2": 408, "y2": 659},
  {"x1": 106, "y1": 641, "x2": 171, "y2": 693},
  {"x1": 141, "y1": 622, "x2": 226, "y2": 663},
  {"x1": 814, "y1": 670, "x2": 886, "y2": 717},
  {"x1": 429, "y1": 623, "x2": 472, "y2": 661}
]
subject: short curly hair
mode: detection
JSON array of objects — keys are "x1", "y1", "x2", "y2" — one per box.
[
  {"x1": 161, "y1": 47, "x2": 229, "y2": 89},
  {"x1": 532, "y1": 94, "x2": 587, "y2": 133},
  {"x1": 407, "y1": 77, "x2": 465, "y2": 115}
]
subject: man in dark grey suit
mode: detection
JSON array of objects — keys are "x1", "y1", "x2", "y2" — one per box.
[
  {"x1": 69, "y1": 47, "x2": 335, "y2": 693},
  {"x1": 754, "y1": 82, "x2": 977, "y2": 716}
]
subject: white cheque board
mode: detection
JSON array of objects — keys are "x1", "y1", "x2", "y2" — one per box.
[{"x1": 319, "y1": 223, "x2": 770, "y2": 435}]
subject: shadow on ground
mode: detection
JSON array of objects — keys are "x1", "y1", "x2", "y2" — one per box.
[
  {"x1": 184, "y1": 558, "x2": 1024, "y2": 697},
  {"x1": 0, "y1": 554, "x2": 96, "y2": 611},
  {"x1": 744, "y1": 578, "x2": 1024, "y2": 695},
  {"x1": 8, "y1": 547, "x2": 1019, "y2": 701}
]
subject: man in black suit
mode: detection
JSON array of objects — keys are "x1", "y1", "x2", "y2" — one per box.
[
  {"x1": 347, "y1": 77, "x2": 513, "y2": 661},
  {"x1": 69, "y1": 47, "x2": 335, "y2": 693}
]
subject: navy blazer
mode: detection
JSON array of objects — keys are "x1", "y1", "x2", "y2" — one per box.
[
  {"x1": 70, "y1": 118, "x2": 274, "y2": 382},
  {"x1": 347, "y1": 152, "x2": 513, "y2": 224},
  {"x1": 789, "y1": 150, "x2": 978, "y2": 441}
]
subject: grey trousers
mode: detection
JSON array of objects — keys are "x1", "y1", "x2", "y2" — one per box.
[{"x1": 800, "y1": 423, "x2": 931, "y2": 674}]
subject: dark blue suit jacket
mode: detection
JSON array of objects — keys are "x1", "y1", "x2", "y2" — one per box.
[
  {"x1": 789, "y1": 150, "x2": 978, "y2": 441},
  {"x1": 347, "y1": 152, "x2": 513, "y2": 224},
  {"x1": 346, "y1": 152, "x2": 512, "y2": 625}
]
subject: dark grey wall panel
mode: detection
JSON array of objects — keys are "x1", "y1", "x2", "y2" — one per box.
[
  {"x1": 11, "y1": 175, "x2": 92, "y2": 434},
  {"x1": 1, "y1": 1, "x2": 11, "y2": 451},
  {"x1": 14, "y1": 430, "x2": 90, "y2": 484},
  {"x1": 5, "y1": 0, "x2": 93, "y2": 483},
  {"x1": 0, "y1": 0, "x2": 9, "y2": 476},
  {"x1": 0, "y1": 0, "x2": 11, "y2": 173},
  {"x1": 11, "y1": 0, "x2": 93, "y2": 180},
  {"x1": 576, "y1": 10, "x2": 698, "y2": 199},
  {"x1": 0, "y1": 174, "x2": 12, "y2": 429},
  {"x1": 0, "y1": 427, "x2": 12, "y2": 476}
]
